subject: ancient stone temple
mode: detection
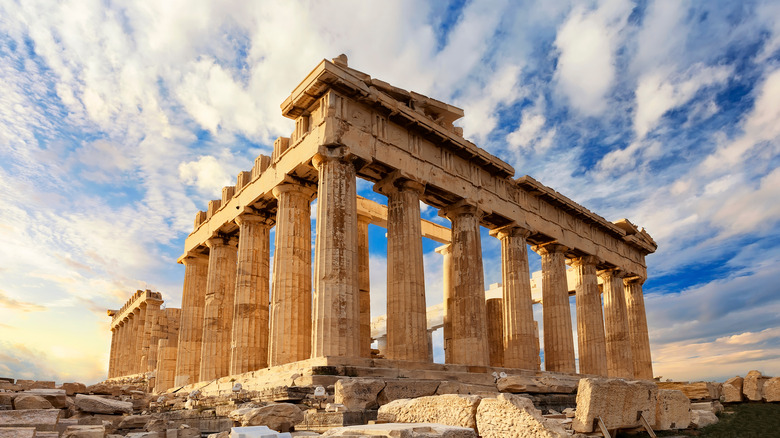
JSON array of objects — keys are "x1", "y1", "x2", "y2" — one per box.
[
  {"x1": 108, "y1": 55, "x2": 657, "y2": 393},
  {"x1": 106, "y1": 290, "x2": 180, "y2": 380}
]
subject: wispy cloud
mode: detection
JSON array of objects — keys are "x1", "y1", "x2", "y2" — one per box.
[{"x1": 0, "y1": 291, "x2": 46, "y2": 312}]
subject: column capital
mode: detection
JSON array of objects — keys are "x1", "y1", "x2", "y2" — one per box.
[
  {"x1": 205, "y1": 234, "x2": 238, "y2": 249},
  {"x1": 272, "y1": 181, "x2": 317, "y2": 201},
  {"x1": 623, "y1": 275, "x2": 646, "y2": 286},
  {"x1": 357, "y1": 212, "x2": 373, "y2": 224},
  {"x1": 312, "y1": 146, "x2": 357, "y2": 169},
  {"x1": 532, "y1": 242, "x2": 568, "y2": 255},
  {"x1": 182, "y1": 251, "x2": 209, "y2": 266},
  {"x1": 569, "y1": 255, "x2": 601, "y2": 267},
  {"x1": 488, "y1": 223, "x2": 533, "y2": 240},
  {"x1": 435, "y1": 243, "x2": 451, "y2": 255},
  {"x1": 597, "y1": 267, "x2": 627, "y2": 280},
  {"x1": 235, "y1": 210, "x2": 275, "y2": 227},
  {"x1": 373, "y1": 170, "x2": 426, "y2": 196},
  {"x1": 439, "y1": 199, "x2": 483, "y2": 221}
]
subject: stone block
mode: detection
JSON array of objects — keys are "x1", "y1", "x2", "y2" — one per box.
[
  {"x1": 690, "y1": 401, "x2": 723, "y2": 415},
  {"x1": 377, "y1": 394, "x2": 481, "y2": 429},
  {"x1": 61, "y1": 383, "x2": 88, "y2": 396},
  {"x1": 230, "y1": 426, "x2": 291, "y2": 438},
  {"x1": 743, "y1": 370, "x2": 768, "y2": 401},
  {"x1": 321, "y1": 423, "x2": 476, "y2": 438},
  {"x1": 721, "y1": 376, "x2": 743, "y2": 403},
  {"x1": 476, "y1": 393, "x2": 569, "y2": 438},
  {"x1": 84, "y1": 385, "x2": 119, "y2": 397},
  {"x1": 241, "y1": 404, "x2": 304, "y2": 432},
  {"x1": 764, "y1": 377, "x2": 780, "y2": 402},
  {"x1": 125, "y1": 433, "x2": 163, "y2": 438},
  {"x1": 62, "y1": 425, "x2": 106, "y2": 438},
  {"x1": 117, "y1": 415, "x2": 151, "y2": 430},
  {"x1": 0, "y1": 394, "x2": 14, "y2": 409},
  {"x1": 0, "y1": 428, "x2": 36, "y2": 438},
  {"x1": 656, "y1": 381, "x2": 721, "y2": 401},
  {"x1": 690, "y1": 410, "x2": 718, "y2": 428},
  {"x1": 16, "y1": 381, "x2": 55, "y2": 390},
  {"x1": 177, "y1": 425, "x2": 199, "y2": 438},
  {"x1": 376, "y1": 379, "x2": 440, "y2": 405},
  {"x1": 572, "y1": 378, "x2": 657, "y2": 433},
  {"x1": 74, "y1": 395, "x2": 133, "y2": 415},
  {"x1": 496, "y1": 375, "x2": 579, "y2": 394},
  {"x1": 334, "y1": 378, "x2": 385, "y2": 411},
  {"x1": 13, "y1": 395, "x2": 53, "y2": 410},
  {"x1": 655, "y1": 390, "x2": 691, "y2": 431},
  {"x1": 25, "y1": 390, "x2": 68, "y2": 409},
  {"x1": 298, "y1": 411, "x2": 373, "y2": 432},
  {"x1": 0, "y1": 409, "x2": 61, "y2": 431},
  {"x1": 435, "y1": 381, "x2": 497, "y2": 397}
]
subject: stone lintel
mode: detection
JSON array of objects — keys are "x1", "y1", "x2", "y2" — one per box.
[{"x1": 110, "y1": 290, "x2": 163, "y2": 331}]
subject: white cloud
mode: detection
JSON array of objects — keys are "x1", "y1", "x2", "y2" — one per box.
[
  {"x1": 634, "y1": 64, "x2": 732, "y2": 139},
  {"x1": 507, "y1": 103, "x2": 557, "y2": 152},
  {"x1": 179, "y1": 154, "x2": 236, "y2": 196},
  {"x1": 553, "y1": 0, "x2": 633, "y2": 116}
]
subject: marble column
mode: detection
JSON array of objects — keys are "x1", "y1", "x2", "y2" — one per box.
[
  {"x1": 142, "y1": 298, "x2": 163, "y2": 373},
  {"x1": 625, "y1": 276, "x2": 653, "y2": 379},
  {"x1": 200, "y1": 235, "x2": 238, "y2": 381},
  {"x1": 491, "y1": 226, "x2": 538, "y2": 370},
  {"x1": 108, "y1": 326, "x2": 118, "y2": 378},
  {"x1": 572, "y1": 256, "x2": 607, "y2": 376},
  {"x1": 231, "y1": 211, "x2": 273, "y2": 374},
  {"x1": 486, "y1": 298, "x2": 504, "y2": 367},
  {"x1": 377, "y1": 176, "x2": 428, "y2": 362},
  {"x1": 131, "y1": 307, "x2": 143, "y2": 374},
  {"x1": 269, "y1": 183, "x2": 315, "y2": 366},
  {"x1": 312, "y1": 151, "x2": 360, "y2": 358},
  {"x1": 435, "y1": 244, "x2": 453, "y2": 363},
  {"x1": 534, "y1": 243, "x2": 575, "y2": 373},
  {"x1": 599, "y1": 268, "x2": 634, "y2": 379},
  {"x1": 155, "y1": 309, "x2": 181, "y2": 393},
  {"x1": 117, "y1": 320, "x2": 128, "y2": 376},
  {"x1": 174, "y1": 253, "x2": 209, "y2": 386},
  {"x1": 441, "y1": 202, "x2": 489, "y2": 367},
  {"x1": 357, "y1": 213, "x2": 372, "y2": 358}
]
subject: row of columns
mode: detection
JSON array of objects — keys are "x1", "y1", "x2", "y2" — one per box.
[{"x1": 171, "y1": 148, "x2": 653, "y2": 387}]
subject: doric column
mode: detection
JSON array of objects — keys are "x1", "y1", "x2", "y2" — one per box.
[
  {"x1": 123, "y1": 317, "x2": 134, "y2": 376},
  {"x1": 131, "y1": 307, "x2": 143, "y2": 374},
  {"x1": 435, "y1": 244, "x2": 453, "y2": 363},
  {"x1": 231, "y1": 211, "x2": 274, "y2": 374},
  {"x1": 142, "y1": 297, "x2": 164, "y2": 373},
  {"x1": 312, "y1": 151, "x2": 360, "y2": 358},
  {"x1": 116, "y1": 320, "x2": 128, "y2": 376},
  {"x1": 155, "y1": 309, "x2": 181, "y2": 393},
  {"x1": 376, "y1": 174, "x2": 428, "y2": 362},
  {"x1": 490, "y1": 226, "x2": 537, "y2": 370},
  {"x1": 174, "y1": 253, "x2": 209, "y2": 387},
  {"x1": 625, "y1": 276, "x2": 653, "y2": 379},
  {"x1": 572, "y1": 256, "x2": 607, "y2": 376},
  {"x1": 357, "y1": 213, "x2": 372, "y2": 358},
  {"x1": 599, "y1": 268, "x2": 634, "y2": 379},
  {"x1": 534, "y1": 243, "x2": 576, "y2": 373},
  {"x1": 440, "y1": 201, "x2": 489, "y2": 366},
  {"x1": 269, "y1": 183, "x2": 315, "y2": 366},
  {"x1": 486, "y1": 298, "x2": 504, "y2": 367},
  {"x1": 200, "y1": 235, "x2": 238, "y2": 381},
  {"x1": 108, "y1": 326, "x2": 118, "y2": 378}
]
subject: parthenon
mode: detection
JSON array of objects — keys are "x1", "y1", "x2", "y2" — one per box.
[{"x1": 107, "y1": 55, "x2": 657, "y2": 392}]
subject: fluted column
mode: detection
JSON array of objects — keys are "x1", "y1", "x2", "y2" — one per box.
[
  {"x1": 486, "y1": 298, "x2": 504, "y2": 367},
  {"x1": 572, "y1": 256, "x2": 607, "y2": 376},
  {"x1": 376, "y1": 175, "x2": 428, "y2": 362},
  {"x1": 200, "y1": 235, "x2": 238, "y2": 381},
  {"x1": 599, "y1": 268, "x2": 634, "y2": 379},
  {"x1": 357, "y1": 213, "x2": 372, "y2": 358},
  {"x1": 441, "y1": 202, "x2": 489, "y2": 366},
  {"x1": 312, "y1": 151, "x2": 360, "y2": 358},
  {"x1": 231, "y1": 211, "x2": 274, "y2": 374},
  {"x1": 490, "y1": 226, "x2": 538, "y2": 370},
  {"x1": 534, "y1": 243, "x2": 575, "y2": 373},
  {"x1": 117, "y1": 320, "x2": 128, "y2": 376},
  {"x1": 142, "y1": 298, "x2": 163, "y2": 373},
  {"x1": 269, "y1": 183, "x2": 315, "y2": 366},
  {"x1": 435, "y1": 244, "x2": 453, "y2": 363},
  {"x1": 123, "y1": 317, "x2": 134, "y2": 375},
  {"x1": 625, "y1": 276, "x2": 653, "y2": 379},
  {"x1": 155, "y1": 309, "x2": 181, "y2": 393},
  {"x1": 107, "y1": 326, "x2": 118, "y2": 378},
  {"x1": 174, "y1": 253, "x2": 209, "y2": 386},
  {"x1": 131, "y1": 307, "x2": 143, "y2": 374}
]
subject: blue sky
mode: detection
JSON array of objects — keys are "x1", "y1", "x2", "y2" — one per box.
[{"x1": 1, "y1": 0, "x2": 779, "y2": 384}]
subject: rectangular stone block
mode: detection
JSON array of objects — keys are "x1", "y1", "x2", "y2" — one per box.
[
  {"x1": 573, "y1": 378, "x2": 657, "y2": 433},
  {"x1": 0, "y1": 410, "x2": 60, "y2": 432},
  {"x1": 655, "y1": 389, "x2": 691, "y2": 431},
  {"x1": 252, "y1": 155, "x2": 271, "y2": 179},
  {"x1": 657, "y1": 381, "x2": 721, "y2": 401},
  {"x1": 0, "y1": 428, "x2": 36, "y2": 438},
  {"x1": 496, "y1": 375, "x2": 579, "y2": 394}
]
